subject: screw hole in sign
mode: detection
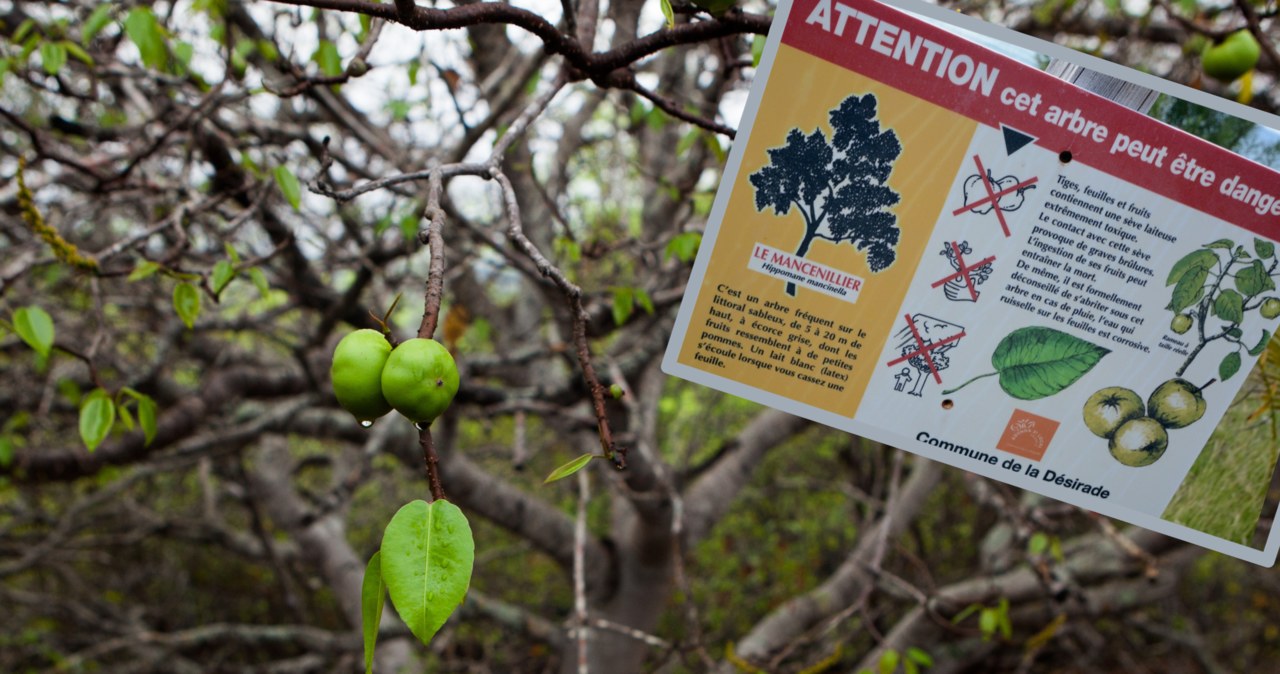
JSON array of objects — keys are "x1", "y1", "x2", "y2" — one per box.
[
  {"x1": 941, "y1": 399, "x2": 955, "y2": 410},
  {"x1": 1058, "y1": 150, "x2": 1073, "y2": 163}
]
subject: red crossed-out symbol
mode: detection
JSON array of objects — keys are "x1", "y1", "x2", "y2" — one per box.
[
  {"x1": 931, "y1": 241, "x2": 996, "y2": 301},
  {"x1": 951, "y1": 154, "x2": 1038, "y2": 237},
  {"x1": 886, "y1": 314, "x2": 966, "y2": 384}
]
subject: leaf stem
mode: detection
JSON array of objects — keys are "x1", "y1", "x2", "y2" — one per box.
[{"x1": 941, "y1": 371, "x2": 997, "y2": 396}]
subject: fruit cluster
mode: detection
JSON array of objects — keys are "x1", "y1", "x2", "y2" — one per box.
[
  {"x1": 1082, "y1": 379, "x2": 1206, "y2": 467},
  {"x1": 330, "y1": 329, "x2": 460, "y2": 426}
]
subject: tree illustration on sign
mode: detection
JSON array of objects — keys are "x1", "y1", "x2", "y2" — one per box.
[{"x1": 749, "y1": 93, "x2": 902, "y2": 296}]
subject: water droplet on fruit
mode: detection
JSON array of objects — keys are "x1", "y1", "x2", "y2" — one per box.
[
  {"x1": 360, "y1": 420, "x2": 373, "y2": 428},
  {"x1": 415, "y1": 421, "x2": 430, "y2": 431}
]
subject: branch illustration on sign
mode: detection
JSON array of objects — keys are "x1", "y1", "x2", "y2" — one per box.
[
  {"x1": 749, "y1": 93, "x2": 902, "y2": 296},
  {"x1": 932, "y1": 240, "x2": 995, "y2": 302},
  {"x1": 941, "y1": 326, "x2": 1109, "y2": 400},
  {"x1": 1165, "y1": 237, "x2": 1280, "y2": 382},
  {"x1": 887, "y1": 314, "x2": 966, "y2": 397}
]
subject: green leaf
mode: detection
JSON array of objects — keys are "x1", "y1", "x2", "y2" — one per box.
[
  {"x1": 14, "y1": 306, "x2": 55, "y2": 359},
  {"x1": 117, "y1": 402, "x2": 136, "y2": 431},
  {"x1": 138, "y1": 394, "x2": 157, "y2": 446},
  {"x1": 0, "y1": 436, "x2": 13, "y2": 468},
  {"x1": 544, "y1": 453, "x2": 595, "y2": 483},
  {"x1": 660, "y1": 0, "x2": 675, "y2": 29},
  {"x1": 612, "y1": 287, "x2": 635, "y2": 326},
  {"x1": 1166, "y1": 249, "x2": 1218, "y2": 287},
  {"x1": 906, "y1": 647, "x2": 933, "y2": 667},
  {"x1": 124, "y1": 7, "x2": 167, "y2": 70},
  {"x1": 13, "y1": 18, "x2": 35, "y2": 44},
  {"x1": 1219, "y1": 351, "x2": 1242, "y2": 381},
  {"x1": 676, "y1": 129, "x2": 700, "y2": 157},
  {"x1": 173, "y1": 282, "x2": 201, "y2": 329},
  {"x1": 1235, "y1": 260, "x2": 1275, "y2": 297},
  {"x1": 665, "y1": 232, "x2": 702, "y2": 262},
  {"x1": 79, "y1": 388, "x2": 116, "y2": 452},
  {"x1": 1249, "y1": 330, "x2": 1271, "y2": 357},
  {"x1": 635, "y1": 288, "x2": 654, "y2": 315},
  {"x1": 1167, "y1": 267, "x2": 1207, "y2": 314},
  {"x1": 128, "y1": 260, "x2": 161, "y2": 282},
  {"x1": 40, "y1": 41, "x2": 68, "y2": 75},
  {"x1": 877, "y1": 649, "x2": 900, "y2": 674},
  {"x1": 83, "y1": 5, "x2": 115, "y2": 45},
  {"x1": 313, "y1": 40, "x2": 342, "y2": 77},
  {"x1": 248, "y1": 267, "x2": 271, "y2": 299},
  {"x1": 1213, "y1": 289, "x2": 1244, "y2": 324},
  {"x1": 1256, "y1": 238, "x2": 1275, "y2": 259},
  {"x1": 362, "y1": 551, "x2": 385, "y2": 674},
  {"x1": 380, "y1": 500, "x2": 474, "y2": 646},
  {"x1": 1206, "y1": 238, "x2": 1234, "y2": 250},
  {"x1": 979, "y1": 608, "x2": 997, "y2": 640},
  {"x1": 752, "y1": 34, "x2": 766, "y2": 68},
  {"x1": 224, "y1": 242, "x2": 242, "y2": 264},
  {"x1": 1028, "y1": 532, "x2": 1048, "y2": 555},
  {"x1": 273, "y1": 165, "x2": 302, "y2": 211},
  {"x1": 988, "y1": 327, "x2": 1109, "y2": 400},
  {"x1": 211, "y1": 260, "x2": 236, "y2": 294}
]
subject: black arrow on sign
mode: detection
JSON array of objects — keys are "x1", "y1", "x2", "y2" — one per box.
[{"x1": 1001, "y1": 124, "x2": 1037, "y2": 156}]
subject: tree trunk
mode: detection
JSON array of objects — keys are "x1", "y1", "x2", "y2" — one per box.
[{"x1": 787, "y1": 226, "x2": 819, "y2": 296}]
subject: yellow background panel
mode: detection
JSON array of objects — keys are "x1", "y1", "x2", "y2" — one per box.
[{"x1": 678, "y1": 45, "x2": 978, "y2": 415}]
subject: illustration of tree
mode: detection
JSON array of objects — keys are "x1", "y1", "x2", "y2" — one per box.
[{"x1": 749, "y1": 93, "x2": 902, "y2": 296}]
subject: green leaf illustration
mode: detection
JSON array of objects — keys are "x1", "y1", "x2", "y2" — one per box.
[
  {"x1": 544, "y1": 453, "x2": 595, "y2": 484},
  {"x1": 362, "y1": 551, "x2": 385, "y2": 674},
  {"x1": 1165, "y1": 248, "x2": 1218, "y2": 287},
  {"x1": 1249, "y1": 330, "x2": 1271, "y2": 357},
  {"x1": 1219, "y1": 351, "x2": 1241, "y2": 381},
  {"x1": 13, "y1": 305, "x2": 55, "y2": 358},
  {"x1": 1213, "y1": 289, "x2": 1244, "y2": 324},
  {"x1": 945, "y1": 327, "x2": 1109, "y2": 400},
  {"x1": 173, "y1": 282, "x2": 201, "y2": 329},
  {"x1": 79, "y1": 388, "x2": 115, "y2": 452},
  {"x1": 1235, "y1": 259, "x2": 1275, "y2": 297},
  {"x1": 1256, "y1": 238, "x2": 1275, "y2": 259},
  {"x1": 1167, "y1": 268, "x2": 1207, "y2": 314},
  {"x1": 380, "y1": 500, "x2": 474, "y2": 646},
  {"x1": 1206, "y1": 238, "x2": 1234, "y2": 250}
]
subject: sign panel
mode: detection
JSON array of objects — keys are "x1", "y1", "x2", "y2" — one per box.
[{"x1": 663, "y1": 0, "x2": 1280, "y2": 564}]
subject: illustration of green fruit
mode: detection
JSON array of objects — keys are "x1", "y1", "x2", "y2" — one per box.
[
  {"x1": 1170, "y1": 313, "x2": 1193, "y2": 334},
  {"x1": 381, "y1": 338, "x2": 460, "y2": 424},
  {"x1": 1147, "y1": 378, "x2": 1206, "y2": 429},
  {"x1": 331, "y1": 329, "x2": 394, "y2": 423},
  {"x1": 1202, "y1": 30, "x2": 1261, "y2": 82},
  {"x1": 1108, "y1": 417, "x2": 1169, "y2": 467},
  {"x1": 1082, "y1": 386, "x2": 1145, "y2": 439},
  {"x1": 1262, "y1": 297, "x2": 1280, "y2": 319}
]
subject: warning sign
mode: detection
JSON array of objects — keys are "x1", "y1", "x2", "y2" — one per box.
[{"x1": 663, "y1": 0, "x2": 1280, "y2": 565}]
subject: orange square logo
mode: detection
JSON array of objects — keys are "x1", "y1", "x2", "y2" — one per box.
[{"x1": 997, "y1": 409, "x2": 1059, "y2": 462}]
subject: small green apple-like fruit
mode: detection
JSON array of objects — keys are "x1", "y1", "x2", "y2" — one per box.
[
  {"x1": 1170, "y1": 313, "x2": 1193, "y2": 334},
  {"x1": 1202, "y1": 29, "x2": 1261, "y2": 82},
  {"x1": 381, "y1": 338, "x2": 460, "y2": 424},
  {"x1": 1108, "y1": 417, "x2": 1169, "y2": 467},
  {"x1": 1147, "y1": 378, "x2": 1206, "y2": 429},
  {"x1": 1262, "y1": 297, "x2": 1280, "y2": 320},
  {"x1": 1082, "y1": 386, "x2": 1145, "y2": 439},
  {"x1": 609, "y1": 384, "x2": 624, "y2": 399},
  {"x1": 331, "y1": 329, "x2": 394, "y2": 423}
]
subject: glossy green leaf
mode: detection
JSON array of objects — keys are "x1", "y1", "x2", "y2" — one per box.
[
  {"x1": 248, "y1": 267, "x2": 271, "y2": 299},
  {"x1": 752, "y1": 34, "x2": 766, "y2": 68},
  {"x1": 63, "y1": 41, "x2": 94, "y2": 67},
  {"x1": 224, "y1": 242, "x2": 242, "y2": 264},
  {"x1": 1256, "y1": 238, "x2": 1275, "y2": 259},
  {"x1": 362, "y1": 551, "x2": 385, "y2": 674},
  {"x1": 1213, "y1": 288, "x2": 1244, "y2": 324},
  {"x1": 635, "y1": 288, "x2": 654, "y2": 315},
  {"x1": 173, "y1": 282, "x2": 201, "y2": 329},
  {"x1": 313, "y1": 40, "x2": 342, "y2": 77},
  {"x1": 380, "y1": 500, "x2": 474, "y2": 646},
  {"x1": 1165, "y1": 248, "x2": 1217, "y2": 287},
  {"x1": 79, "y1": 388, "x2": 116, "y2": 452},
  {"x1": 1028, "y1": 532, "x2": 1048, "y2": 555},
  {"x1": 274, "y1": 164, "x2": 302, "y2": 211},
  {"x1": 14, "y1": 305, "x2": 55, "y2": 358},
  {"x1": 128, "y1": 260, "x2": 161, "y2": 282},
  {"x1": 544, "y1": 453, "x2": 595, "y2": 484},
  {"x1": 988, "y1": 327, "x2": 1109, "y2": 400},
  {"x1": 979, "y1": 608, "x2": 997, "y2": 639},
  {"x1": 665, "y1": 232, "x2": 701, "y2": 262},
  {"x1": 82, "y1": 5, "x2": 114, "y2": 45},
  {"x1": 124, "y1": 7, "x2": 167, "y2": 70},
  {"x1": 660, "y1": 0, "x2": 675, "y2": 29},
  {"x1": 877, "y1": 649, "x2": 899, "y2": 674},
  {"x1": 1220, "y1": 351, "x2": 1241, "y2": 381},
  {"x1": 211, "y1": 260, "x2": 236, "y2": 294},
  {"x1": 40, "y1": 41, "x2": 68, "y2": 75},
  {"x1": 612, "y1": 287, "x2": 635, "y2": 326},
  {"x1": 906, "y1": 647, "x2": 933, "y2": 667},
  {"x1": 122, "y1": 388, "x2": 159, "y2": 446}
]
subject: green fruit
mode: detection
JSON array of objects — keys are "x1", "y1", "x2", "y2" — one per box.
[
  {"x1": 1170, "y1": 313, "x2": 1192, "y2": 334},
  {"x1": 609, "y1": 384, "x2": 624, "y2": 399},
  {"x1": 1147, "y1": 378, "x2": 1206, "y2": 429},
  {"x1": 1262, "y1": 297, "x2": 1280, "y2": 320},
  {"x1": 1108, "y1": 417, "x2": 1169, "y2": 467},
  {"x1": 1082, "y1": 386, "x2": 1145, "y2": 439},
  {"x1": 381, "y1": 338, "x2": 460, "y2": 424},
  {"x1": 1202, "y1": 30, "x2": 1260, "y2": 82},
  {"x1": 331, "y1": 329, "x2": 394, "y2": 423}
]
